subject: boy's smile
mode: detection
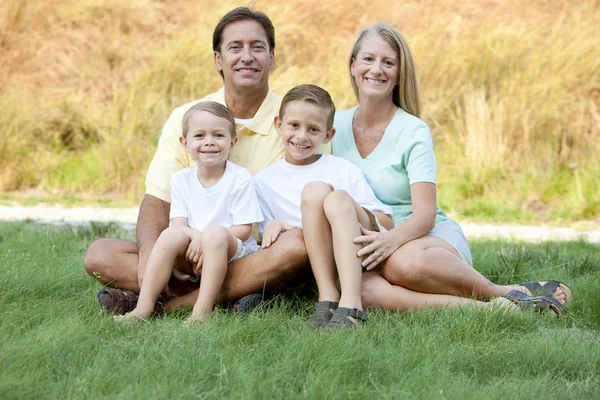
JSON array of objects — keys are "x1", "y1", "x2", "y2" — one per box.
[
  {"x1": 275, "y1": 101, "x2": 335, "y2": 166},
  {"x1": 180, "y1": 110, "x2": 237, "y2": 168}
]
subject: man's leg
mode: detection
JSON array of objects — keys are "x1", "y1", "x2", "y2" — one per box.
[
  {"x1": 165, "y1": 228, "x2": 310, "y2": 310},
  {"x1": 84, "y1": 239, "x2": 140, "y2": 292}
]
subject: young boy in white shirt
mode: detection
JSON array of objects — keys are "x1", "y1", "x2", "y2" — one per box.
[
  {"x1": 115, "y1": 101, "x2": 263, "y2": 324},
  {"x1": 254, "y1": 84, "x2": 394, "y2": 331}
]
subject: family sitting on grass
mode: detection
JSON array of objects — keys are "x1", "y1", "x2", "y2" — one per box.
[{"x1": 85, "y1": 7, "x2": 573, "y2": 329}]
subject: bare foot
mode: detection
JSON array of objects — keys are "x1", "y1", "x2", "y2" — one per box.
[
  {"x1": 183, "y1": 315, "x2": 205, "y2": 326},
  {"x1": 113, "y1": 310, "x2": 151, "y2": 324}
]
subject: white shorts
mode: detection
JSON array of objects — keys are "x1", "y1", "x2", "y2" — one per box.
[
  {"x1": 228, "y1": 237, "x2": 255, "y2": 263},
  {"x1": 428, "y1": 222, "x2": 473, "y2": 266}
]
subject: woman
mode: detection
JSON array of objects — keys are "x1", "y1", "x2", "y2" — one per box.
[{"x1": 332, "y1": 23, "x2": 572, "y2": 315}]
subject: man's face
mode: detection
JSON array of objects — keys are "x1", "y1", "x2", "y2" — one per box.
[{"x1": 214, "y1": 19, "x2": 275, "y2": 92}]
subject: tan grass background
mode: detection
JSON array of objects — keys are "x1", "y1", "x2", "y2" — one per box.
[{"x1": 1, "y1": 0, "x2": 599, "y2": 221}]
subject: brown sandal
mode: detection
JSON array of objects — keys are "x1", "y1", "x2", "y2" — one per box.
[
  {"x1": 308, "y1": 301, "x2": 339, "y2": 330},
  {"x1": 324, "y1": 307, "x2": 367, "y2": 331},
  {"x1": 97, "y1": 288, "x2": 163, "y2": 315}
]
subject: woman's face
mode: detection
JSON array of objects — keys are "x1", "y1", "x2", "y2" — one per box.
[{"x1": 351, "y1": 33, "x2": 398, "y2": 103}]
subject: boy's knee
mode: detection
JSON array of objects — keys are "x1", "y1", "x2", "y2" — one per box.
[
  {"x1": 202, "y1": 225, "x2": 230, "y2": 247},
  {"x1": 301, "y1": 181, "x2": 332, "y2": 208},
  {"x1": 323, "y1": 190, "x2": 354, "y2": 217}
]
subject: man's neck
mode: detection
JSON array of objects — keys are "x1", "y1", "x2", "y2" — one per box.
[{"x1": 224, "y1": 85, "x2": 269, "y2": 119}]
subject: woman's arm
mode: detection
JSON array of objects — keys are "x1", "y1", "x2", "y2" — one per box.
[{"x1": 355, "y1": 182, "x2": 437, "y2": 270}]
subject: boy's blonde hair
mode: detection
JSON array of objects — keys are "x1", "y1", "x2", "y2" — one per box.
[
  {"x1": 182, "y1": 101, "x2": 237, "y2": 138},
  {"x1": 279, "y1": 84, "x2": 336, "y2": 130},
  {"x1": 349, "y1": 23, "x2": 421, "y2": 118}
]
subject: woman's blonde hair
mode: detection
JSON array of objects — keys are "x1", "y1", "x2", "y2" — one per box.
[{"x1": 349, "y1": 23, "x2": 421, "y2": 118}]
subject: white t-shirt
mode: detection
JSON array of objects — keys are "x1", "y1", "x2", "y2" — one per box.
[
  {"x1": 254, "y1": 154, "x2": 393, "y2": 234},
  {"x1": 169, "y1": 161, "x2": 263, "y2": 250}
]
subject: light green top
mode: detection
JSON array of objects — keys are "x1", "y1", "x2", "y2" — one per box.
[{"x1": 332, "y1": 106, "x2": 460, "y2": 231}]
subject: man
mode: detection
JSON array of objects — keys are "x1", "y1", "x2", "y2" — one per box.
[{"x1": 84, "y1": 7, "x2": 322, "y2": 312}]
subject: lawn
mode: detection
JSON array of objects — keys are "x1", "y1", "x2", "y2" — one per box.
[{"x1": 1, "y1": 221, "x2": 599, "y2": 399}]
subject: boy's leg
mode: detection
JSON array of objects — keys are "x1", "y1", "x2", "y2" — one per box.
[
  {"x1": 322, "y1": 190, "x2": 374, "y2": 311},
  {"x1": 114, "y1": 226, "x2": 191, "y2": 320},
  {"x1": 301, "y1": 182, "x2": 339, "y2": 302},
  {"x1": 188, "y1": 226, "x2": 239, "y2": 322}
]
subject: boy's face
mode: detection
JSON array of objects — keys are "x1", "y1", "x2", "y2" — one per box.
[
  {"x1": 275, "y1": 101, "x2": 335, "y2": 166},
  {"x1": 180, "y1": 111, "x2": 237, "y2": 168}
]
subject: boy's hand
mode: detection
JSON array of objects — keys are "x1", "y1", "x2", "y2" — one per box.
[
  {"x1": 261, "y1": 220, "x2": 295, "y2": 249},
  {"x1": 186, "y1": 234, "x2": 203, "y2": 266}
]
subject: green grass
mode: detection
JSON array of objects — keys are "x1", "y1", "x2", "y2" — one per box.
[{"x1": 1, "y1": 222, "x2": 600, "y2": 399}]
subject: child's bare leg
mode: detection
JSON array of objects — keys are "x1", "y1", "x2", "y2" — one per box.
[
  {"x1": 323, "y1": 190, "x2": 375, "y2": 311},
  {"x1": 187, "y1": 225, "x2": 239, "y2": 323},
  {"x1": 301, "y1": 182, "x2": 339, "y2": 302},
  {"x1": 114, "y1": 226, "x2": 190, "y2": 322}
]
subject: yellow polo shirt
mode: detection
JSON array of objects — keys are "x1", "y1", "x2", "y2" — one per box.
[{"x1": 145, "y1": 87, "x2": 331, "y2": 202}]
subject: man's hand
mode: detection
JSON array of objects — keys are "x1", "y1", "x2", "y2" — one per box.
[{"x1": 261, "y1": 220, "x2": 295, "y2": 249}]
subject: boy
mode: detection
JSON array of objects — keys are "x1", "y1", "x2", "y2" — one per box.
[
  {"x1": 254, "y1": 85, "x2": 393, "y2": 330},
  {"x1": 115, "y1": 101, "x2": 263, "y2": 324}
]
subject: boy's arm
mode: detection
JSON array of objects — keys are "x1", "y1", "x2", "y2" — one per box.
[{"x1": 261, "y1": 220, "x2": 296, "y2": 249}]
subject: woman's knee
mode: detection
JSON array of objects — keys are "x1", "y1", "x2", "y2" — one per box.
[
  {"x1": 301, "y1": 181, "x2": 332, "y2": 210},
  {"x1": 381, "y1": 247, "x2": 423, "y2": 286},
  {"x1": 322, "y1": 190, "x2": 355, "y2": 219}
]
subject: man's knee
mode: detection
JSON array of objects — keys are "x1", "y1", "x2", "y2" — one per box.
[
  {"x1": 83, "y1": 238, "x2": 112, "y2": 276},
  {"x1": 267, "y1": 229, "x2": 309, "y2": 276}
]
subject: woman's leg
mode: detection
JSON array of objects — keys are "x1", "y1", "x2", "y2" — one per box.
[
  {"x1": 114, "y1": 226, "x2": 191, "y2": 321},
  {"x1": 301, "y1": 182, "x2": 339, "y2": 302},
  {"x1": 188, "y1": 225, "x2": 239, "y2": 323},
  {"x1": 380, "y1": 235, "x2": 567, "y2": 303},
  {"x1": 322, "y1": 190, "x2": 376, "y2": 311},
  {"x1": 361, "y1": 271, "x2": 486, "y2": 311}
]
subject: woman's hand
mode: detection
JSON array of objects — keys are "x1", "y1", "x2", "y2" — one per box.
[{"x1": 354, "y1": 225, "x2": 400, "y2": 271}]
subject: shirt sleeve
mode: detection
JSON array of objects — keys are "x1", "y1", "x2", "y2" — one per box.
[
  {"x1": 145, "y1": 110, "x2": 188, "y2": 203},
  {"x1": 404, "y1": 124, "x2": 437, "y2": 185},
  {"x1": 168, "y1": 173, "x2": 188, "y2": 221},
  {"x1": 230, "y1": 174, "x2": 264, "y2": 226}
]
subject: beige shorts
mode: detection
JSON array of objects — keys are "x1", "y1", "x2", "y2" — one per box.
[
  {"x1": 362, "y1": 208, "x2": 387, "y2": 233},
  {"x1": 229, "y1": 237, "x2": 255, "y2": 263}
]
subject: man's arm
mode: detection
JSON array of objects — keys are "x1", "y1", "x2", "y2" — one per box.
[{"x1": 136, "y1": 194, "x2": 170, "y2": 287}]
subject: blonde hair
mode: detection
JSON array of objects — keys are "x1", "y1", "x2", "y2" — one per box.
[
  {"x1": 181, "y1": 101, "x2": 236, "y2": 138},
  {"x1": 349, "y1": 23, "x2": 421, "y2": 118},
  {"x1": 279, "y1": 84, "x2": 336, "y2": 130}
]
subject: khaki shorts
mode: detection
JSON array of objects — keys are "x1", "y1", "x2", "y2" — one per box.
[{"x1": 362, "y1": 208, "x2": 387, "y2": 232}]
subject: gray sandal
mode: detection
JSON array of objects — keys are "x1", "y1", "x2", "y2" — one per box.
[
  {"x1": 503, "y1": 290, "x2": 566, "y2": 316},
  {"x1": 324, "y1": 307, "x2": 367, "y2": 331},
  {"x1": 309, "y1": 301, "x2": 339, "y2": 329}
]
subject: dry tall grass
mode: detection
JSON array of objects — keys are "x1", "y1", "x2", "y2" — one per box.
[{"x1": 1, "y1": 0, "x2": 599, "y2": 219}]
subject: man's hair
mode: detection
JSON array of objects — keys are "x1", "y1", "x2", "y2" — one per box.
[
  {"x1": 279, "y1": 84, "x2": 336, "y2": 130},
  {"x1": 212, "y1": 7, "x2": 276, "y2": 78},
  {"x1": 182, "y1": 101, "x2": 237, "y2": 139}
]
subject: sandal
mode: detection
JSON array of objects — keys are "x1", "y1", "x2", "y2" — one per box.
[
  {"x1": 324, "y1": 307, "x2": 367, "y2": 331},
  {"x1": 308, "y1": 301, "x2": 339, "y2": 330},
  {"x1": 520, "y1": 281, "x2": 573, "y2": 304},
  {"x1": 97, "y1": 288, "x2": 163, "y2": 315},
  {"x1": 501, "y1": 290, "x2": 566, "y2": 316}
]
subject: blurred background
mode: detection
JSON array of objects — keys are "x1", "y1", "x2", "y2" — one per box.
[{"x1": 1, "y1": 0, "x2": 598, "y2": 224}]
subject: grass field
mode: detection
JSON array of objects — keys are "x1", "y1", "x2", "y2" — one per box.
[
  {"x1": 1, "y1": 0, "x2": 599, "y2": 223},
  {"x1": 1, "y1": 221, "x2": 599, "y2": 399}
]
